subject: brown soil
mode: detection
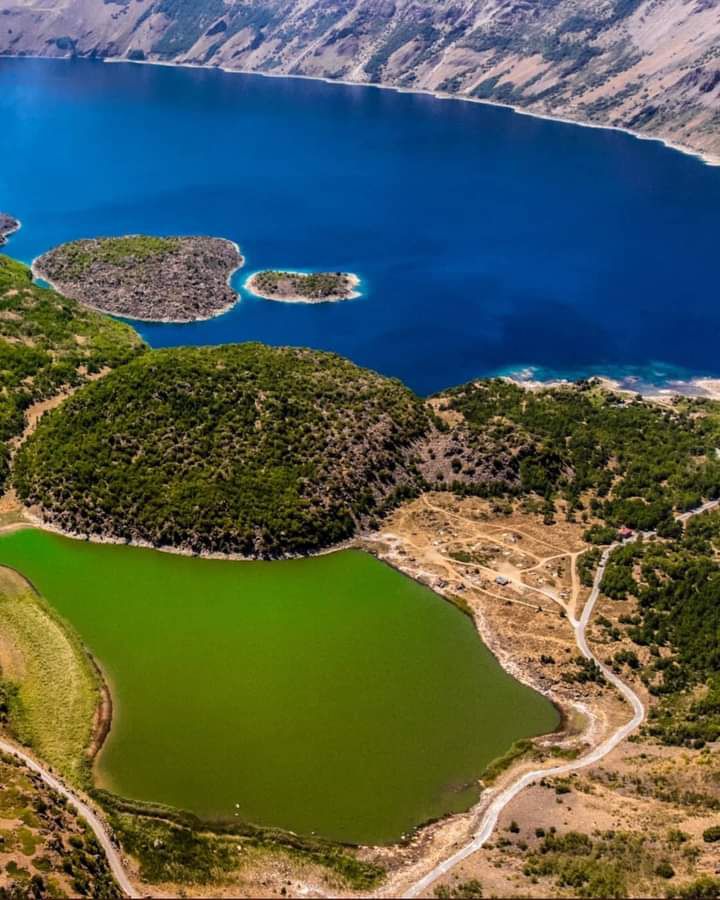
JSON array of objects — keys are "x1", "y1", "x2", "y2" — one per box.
[
  {"x1": 0, "y1": 753, "x2": 121, "y2": 897},
  {"x1": 354, "y1": 493, "x2": 720, "y2": 899},
  {"x1": 85, "y1": 653, "x2": 112, "y2": 764},
  {"x1": 421, "y1": 739, "x2": 720, "y2": 899}
]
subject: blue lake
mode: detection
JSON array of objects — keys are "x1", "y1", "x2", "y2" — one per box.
[{"x1": 1, "y1": 56, "x2": 719, "y2": 395}]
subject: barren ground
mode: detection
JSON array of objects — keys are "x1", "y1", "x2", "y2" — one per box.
[{"x1": 354, "y1": 493, "x2": 720, "y2": 899}]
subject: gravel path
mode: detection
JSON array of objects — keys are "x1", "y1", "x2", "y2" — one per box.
[
  {"x1": 0, "y1": 736, "x2": 140, "y2": 897},
  {"x1": 403, "y1": 499, "x2": 719, "y2": 898}
]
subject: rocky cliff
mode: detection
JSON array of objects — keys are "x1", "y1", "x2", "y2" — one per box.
[{"x1": 1, "y1": 0, "x2": 718, "y2": 159}]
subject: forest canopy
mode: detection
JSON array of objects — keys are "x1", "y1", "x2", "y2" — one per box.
[
  {"x1": 15, "y1": 344, "x2": 430, "y2": 557},
  {"x1": 0, "y1": 254, "x2": 144, "y2": 490},
  {"x1": 441, "y1": 379, "x2": 720, "y2": 527}
]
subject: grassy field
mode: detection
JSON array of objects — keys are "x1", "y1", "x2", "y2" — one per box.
[{"x1": 0, "y1": 561, "x2": 99, "y2": 785}]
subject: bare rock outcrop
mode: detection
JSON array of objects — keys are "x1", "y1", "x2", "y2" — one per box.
[{"x1": 34, "y1": 234, "x2": 243, "y2": 322}]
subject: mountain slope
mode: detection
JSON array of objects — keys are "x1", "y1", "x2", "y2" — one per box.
[
  {"x1": 14, "y1": 343, "x2": 432, "y2": 557},
  {"x1": 0, "y1": 254, "x2": 144, "y2": 491},
  {"x1": 0, "y1": 0, "x2": 718, "y2": 159}
]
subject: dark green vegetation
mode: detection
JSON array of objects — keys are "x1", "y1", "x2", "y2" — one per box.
[
  {"x1": 19, "y1": 361, "x2": 720, "y2": 560},
  {"x1": 441, "y1": 380, "x2": 720, "y2": 526},
  {"x1": 15, "y1": 344, "x2": 430, "y2": 557},
  {"x1": 561, "y1": 656, "x2": 606, "y2": 687},
  {"x1": 578, "y1": 547, "x2": 602, "y2": 587},
  {"x1": 37, "y1": 236, "x2": 180, "y2": 279},
  {"x1": 440, "y1": 380, "x2": 720, "y2": 752},
  {"x1": 596, "y1": 509, "x2": 720, "y2": 747},
  {"x1": 107, "y1": 804, "x2": 383, "y2": 891},
  {"x1": 0, "y1": 751, "x2": 119, "y2": 898},
  {"x1": 0, "y1": 530, "x2": 558, "y2": 844},
  {"x1": 0, "y1": 255, "x2": 144, "y2": 491},
  {"x1": 248, "y1": 270, "x2": 358, "y2": 301},
  {"x1": 522, "y1": 829, "x2": 683, "y2": 899},
  {"x1": 667, "y1": 877, "x2": 720, "y2": 900},
  {"x1": 434, "y1": 879, "x2": 484, "y2": 898}
]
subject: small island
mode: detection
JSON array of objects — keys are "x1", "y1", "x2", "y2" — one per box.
[
  {"x1": 33, "y1": 235, "x2": 244, "y2": 323},
  {"x1": 246, "y1": 270, "x2": 360, "y2": 303},
  {"x1": 0, "y1": 213, "x2": 20, "y2": 246}
]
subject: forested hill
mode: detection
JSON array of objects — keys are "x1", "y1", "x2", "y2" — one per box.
[
  {"x1": 15, "y1": 351, "x2": 720, "y2": 558},
  {"x1": 14, "y1": 344, "x2": 433, "y2": 557},
  {"x1": 441, "y1": 379, "x2": 720, "y2": 532},
  {"x1": 1, "y1": 0, "x2": 718, "y2": 160},
  {"x1": 11, "y1": 331, "x2": 720, "y2": 720},
  {"x1": 0, "y1": 255, "x2": 144, "y2": 491}
]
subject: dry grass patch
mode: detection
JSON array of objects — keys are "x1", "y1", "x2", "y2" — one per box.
[{"x1": 0, "y1": 562, "x2": 98, "y2": 784}]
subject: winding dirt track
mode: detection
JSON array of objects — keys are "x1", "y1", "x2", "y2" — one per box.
[
  {"x1": 0, "y1": 735, "x2": 140, "y2": 898},
  {"x1": 403, "y1": 499, "x2": 719, "y2": 898}
]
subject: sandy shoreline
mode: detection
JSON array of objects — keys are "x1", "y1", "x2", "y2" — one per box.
[
  {"x1": 244, "y1": 270, "x2": 361, "y2": 303},
  {"x1": 363, "y1": 532, "x2": 572, "y2": 732},
  {"x1": 503, "y1": 370, "x2": 720, "y2": 402},
  {"x1": 31, "y1": 237, "x2": 244, "y2": 324}
]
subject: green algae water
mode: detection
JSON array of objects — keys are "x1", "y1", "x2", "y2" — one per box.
[{"x1": 0, "y1": 528, "x2": 558, "y2": 844}]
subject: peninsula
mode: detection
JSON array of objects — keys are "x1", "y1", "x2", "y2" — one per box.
[
  {"x1": 0, "y1": 214, "x2": 20, "y2": 246},
  {"x1": 246, "y1": 270, "x2": 360, "y2": 303},
  {"x1": 34, "y1": 235, "x2": 243, "y2": 322}
]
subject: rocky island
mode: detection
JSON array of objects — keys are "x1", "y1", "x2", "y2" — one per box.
[
  {"x1": 34, "y1": 235, "x2": 243, "y2": 322},
  {"x1": 246, "y1": 270, "x2": 359, "y2": 303},
  {"x1": 0, "y1": 213, "x2": 20, "y2": 246}
]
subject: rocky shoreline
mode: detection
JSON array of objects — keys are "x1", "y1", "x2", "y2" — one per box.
[
  {"x1": 34, "y1": 235, "x2": 243, "y2": 323},
  {"x1": 0, "y1": 213, "x2": 20, "y2": 246},
  {"x1": 246, "y1": 270, "x2": 359, "y2": 303}
]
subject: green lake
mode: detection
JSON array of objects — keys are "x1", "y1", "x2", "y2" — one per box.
[{"x1": 0, "y1": 528, "x2": 559, "y2": 844}]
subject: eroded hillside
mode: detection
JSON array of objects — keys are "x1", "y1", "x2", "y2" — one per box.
[{"x1": 1, "y1": 0, "x2": 718, "y2": 159}]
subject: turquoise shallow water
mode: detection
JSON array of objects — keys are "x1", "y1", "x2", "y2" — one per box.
[{"x1": 1, "y1": 57, "x2": 720, "y2": 394}]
